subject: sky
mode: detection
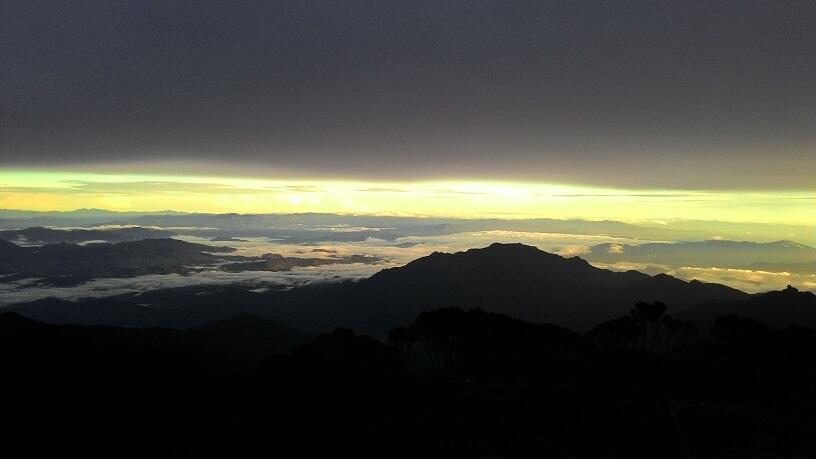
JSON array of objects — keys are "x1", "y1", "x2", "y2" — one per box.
[
  {"x1": 2, "y1": 1, "x2": 815, "y2": 220},
  {"x1": 1, "y1": 170, "x2": 814, "y2": 225}
]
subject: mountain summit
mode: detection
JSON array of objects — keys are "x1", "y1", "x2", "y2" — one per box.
[{"x1": 267, "y1": 243, "x2": 748, "y2": 334}]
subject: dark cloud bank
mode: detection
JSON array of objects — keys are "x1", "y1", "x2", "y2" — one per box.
[{"x1": 2, "y1": 1, "x2": 816, "y2": 188}]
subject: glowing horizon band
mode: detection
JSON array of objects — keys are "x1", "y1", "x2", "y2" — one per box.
[{"x1": 0, "y1": 170, "x2": 813, "y2": 225}]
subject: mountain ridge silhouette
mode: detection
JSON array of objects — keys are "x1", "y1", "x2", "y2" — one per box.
[{"x1": 6, "y1": 242, "x2": 759, "y2": 333}]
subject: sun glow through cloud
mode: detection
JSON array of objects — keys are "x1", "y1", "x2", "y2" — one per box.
[{"x1": 0, "y1": 170, "x2": 813, "y2": 225}]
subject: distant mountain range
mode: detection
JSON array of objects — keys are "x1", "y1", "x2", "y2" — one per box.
[
  {"x1": 0, "y1": 209, "x2": 187, "y2": 230},
  {"x1": 0, "y1": 208, "x2": 186, "y2": 218},
  {"x1": 585, "y1": 239, "x2": 816, "y2": 273},
  {"x1": 0, "y1": 226, "x2": 175, "y2": 245},
  {"x1": 5, "y1": 209, "x2": 814, "y2": 245}
]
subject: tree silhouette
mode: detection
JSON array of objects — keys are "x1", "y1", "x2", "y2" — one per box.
[{"x1": 588, "y1": 301, "x2": 697, "y2": 354}]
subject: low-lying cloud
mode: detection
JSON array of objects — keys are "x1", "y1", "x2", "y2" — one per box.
[
  {"x1": 0, "y1": 264, "x2": 379, "y2": 306},
  {"x1": 3, "y1": 229, "x2": 813, "y2": 306},
  {"x1": 670, "y1": 266, "x2": 816, "y2": 294}
]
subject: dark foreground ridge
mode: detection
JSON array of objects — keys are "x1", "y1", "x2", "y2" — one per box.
[
  {"x1": 4, "y1": 243, "x2": 815, "y2": 455},
  {"x1": 3, "y1": 299, "x2": 816, "y2": 455}
]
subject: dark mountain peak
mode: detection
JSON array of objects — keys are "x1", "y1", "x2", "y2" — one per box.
[
  {"x1": 760, "y1": 285, "x2": 815, "y2": 300},
  {"x1": 462, "y1": 242, "x2": 570, "y2": 261},
  {"x1": 484, "y1": 241, "x2": 541, "y2": 252},
  {"x1": 297, "y1": 242, "x2": 749, "y2": 334},
  {"x1": 376, "y1": 243, "x2": 587, "y2": 279},
  {"x1": 653, "y1": 273, "x2": 682, "y2": 282}
]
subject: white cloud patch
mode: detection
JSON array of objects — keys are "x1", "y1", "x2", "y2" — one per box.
[
  {"x1": 669, "y1": 266, "x2": 816, "y2": 293},
  {"x1": 0, "y1": 265, "x2": 379, "y2": 306},
  {"x1": 591, "y1": 262, "x2": 672, "y2": 276},
  {"x1": 607, "y1": 244, "x2": 625, "y2": 254},
  {"x1": 557, "y1": 245, "x2": 591, "y2": 257}
]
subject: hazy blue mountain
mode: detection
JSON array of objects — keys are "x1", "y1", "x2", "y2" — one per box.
[
  {"x1": 0, "y1": 226, "x2": 175, "y2": 245},
  {"x1": 121, "y1": 213, "x2": 718, "y2": 242},
  {"x1": 0, "y1": 208, "x2": 186, "y2": 218},
  {"x1": 585, "y1": 240, "x2": 816, "y2": 270},
  {"x1": 657, "y1": 220, "x2": 816, "y2": 246},
  {"x1": 0, "y1": 210, "x2": 729, "y2": 242},
  {"x1": 0, "y1": 208, "x2": 187, "y2": 229}
]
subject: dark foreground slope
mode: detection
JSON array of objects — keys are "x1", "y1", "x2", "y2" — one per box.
[
  {"x1": 8, "y1": 286, "x2": 297, "y2": 328},
  {"x1": 3, "y1": 305, "x2": 816, "y2": 455}
]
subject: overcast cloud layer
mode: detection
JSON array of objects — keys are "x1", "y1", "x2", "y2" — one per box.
[{"x1": 3, "y1": 1, "x2": 816, "y2": 188}]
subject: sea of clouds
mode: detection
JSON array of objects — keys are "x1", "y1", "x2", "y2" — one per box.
[{"x1": 1, "y1": 230, "x2": 813, "y2": 305}]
